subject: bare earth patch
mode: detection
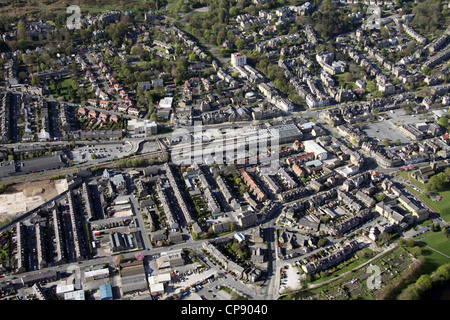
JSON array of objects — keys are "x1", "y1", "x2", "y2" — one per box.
[{"x1": 0, "y1": 179, "x2": 68, "y2": 223}]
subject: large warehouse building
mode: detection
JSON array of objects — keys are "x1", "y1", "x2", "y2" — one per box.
[{"x1": 302, "y1": 139, "x2": 328, "y2": 160}]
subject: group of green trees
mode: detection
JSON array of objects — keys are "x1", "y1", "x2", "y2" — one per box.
[
  {"x1": 310, "y1": 0, "x2": 353, "y2": 41},
  {"x1": 410, "y1": 0, "x2": 447, "y2": 35},
  {"x1": 438, "y1": 116, "x2": 449, "y2": 130},
  {"x1": 253, "y1": 55, "x2": 304, "y2": 106},
  {"x1": 183, "y1": 0, "x2": 233, "y2": 47},
  {"x1": 398, "y1": 263, "x2": 450, "y2": 300},
  {"x1": 223, "y1": 239, "x2": 251, "y2": 264},
  {"x1": 425, "y1": 167, "x2": 450, "y2": 194},
  {"x1": 214, "y1": 164, "x2": 248, "y2": 196},
  {"x1": 115, "y1": 155, "x2": 162, "y2": 168}
]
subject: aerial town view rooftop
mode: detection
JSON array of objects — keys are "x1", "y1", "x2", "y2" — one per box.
[{"x1": 0, "y1": 0, "x2": 449, "y2": 307}]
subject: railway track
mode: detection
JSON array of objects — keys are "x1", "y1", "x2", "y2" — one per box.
[{"x1": 0, "y1": 149, "x2": 167, "y2": 187}]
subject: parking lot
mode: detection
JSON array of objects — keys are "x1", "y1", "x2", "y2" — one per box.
[
  {"x1": 279, "y1": 264, "x2": 302, "y2": 293},
  {"x1": 363, "y1": 118, "x2": 410, "y2": 144},
  {"x1": 363, "y1": 109, "x2": 429, "y2": 145},
  {"x1": 388, "y1": 108, "x2": 427, "y2": 126},
  {"x1": 70, "y1": 142, "x2": 133, "y2": 164},
  {"x1": 138, "y1": 140, "x2": 160, "y2": 154}
]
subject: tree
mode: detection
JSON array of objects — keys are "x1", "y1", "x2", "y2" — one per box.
[
  {"x1": 134, "y1": 252, "x2": 145, "y2": 261},
  {"x1": 17, "y1": 20, "x2": 26, "y2": 41},
  {"x1": 405, "y1": 238, "x2": 415, "y2": 247},
  {"x1": 425, "y1": 172, "x2": 449, "y2": 193},
  {"x1": 395, "y1": 139, "x2": 402, "y2": 146},
  {"x1": 344, "y1": 73, "x2": 354, "y2": 82},
  {"x1": 415, "y1": 274, "x2": 432, "y2": 293},
  {"x1": 112, "y1": 256, "x2": 121, "y2": 266},
  {"x1": 378, "y1": 232, "x2": 391, "y2": 244},
  {"x1": 372, "y1": 90, "x2": 384, "y2": 98},
  {"x1": 398, "y1": 284, "x2": 421, "y2": 300},
  {"x1": 438, "y1": 116, "x2": 449, "y2": 129},
  {"x1": 31, "y1": 74, "x2": 41, "y2": 86},
  {"x1": 410, "y1": 246, "x2": 422, "y2": 257},
  {"x1": 225, "y1": 164, "x2": 237, "y2": 176},
  {"x1": 382, "y1": 138, "x2": 391, "y2": 147},
  {"x1": 422, "y1": 66, "x2": 431, "y2": 75},
  {"x1": 435, "y1": 264, "x2": 450, "y2": 282},
  {"x1": 130, "y1": 44, "x2": 144, "y2": 56},
  {"x1": 188, "y1": 52, "x2": 198, "y2": 61},
  {"x1": 235, "y1": 38, "x2": 245, "y2": 50},
  {"x1": 317, "y1": 238, "x2": 327, "y2": 247},
  {"x1": 366, "y1": 81, "x2": 377, "y2": 93}
]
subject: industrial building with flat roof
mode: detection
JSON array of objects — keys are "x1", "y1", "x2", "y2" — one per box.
[
  {"x1": 268, "y1": 123, "x2": 303, "y2": 144},
  {"x1": 302, "y1": 140, "x2": 328, "y2": 160},
  {"x1": 18, "y1": 151, "x2": 67, "y2": 174}
]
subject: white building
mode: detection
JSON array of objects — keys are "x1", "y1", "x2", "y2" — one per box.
[
  {"x1": 159, "y1": 97, "x2": 173, "y2": 109},
  {"x1": 234, "y1": 232, "x2": 246, "y2": 243},
  {"x1": 127, "y1": 119, "x2": 158, "y2": 135},
  {"x1": 335, "y1": 164, "x2": 360, "y2": 177},
  {"x1": 303, "y1": 139, "x2": 328, "y2": 160},
  {"x1": 64, "y1": 290, "x2": 85, "y2": 300},
  {"x1": 275, "y1": 97, "x2": 294, "y2": 112},
  {"x1": 148, "y1": 273, "x2": 170, "y2": 295},
  {"x1": 231, "y1": 52, "x2": 247, "y2": 67},
  {"x1": 56, "y1": 284, "x2": 74, "y2": 297}
]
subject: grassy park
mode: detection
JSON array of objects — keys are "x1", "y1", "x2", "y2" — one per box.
[
  {"x1": 415, "y1": 232, "x2": 450, "y2": 275},
  {"x1": 399, "y1": 171, "x2": 450, "y2": 223},
  {"x1": 48, "y1": 78, "x2": 77, "y2": 102}
]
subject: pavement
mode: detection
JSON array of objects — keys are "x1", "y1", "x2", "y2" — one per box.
[{"x1": 68, "y1": 141, "x2": 134, "y2": 164}]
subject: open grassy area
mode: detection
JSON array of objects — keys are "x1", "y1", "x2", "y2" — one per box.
[
  {"x1": 166, "y1": 0, "x2": 183, "y2": 16},
  {"x1": 399, "y1": 173, "x2": 450, "y2": 222},
  {"x1": 398, "y1": 170, "x2": 425, "y2": 188},
  {"x1": 402, "y1": 231, "x2": 450, "y2": 277},
  {"x1": 0, "y1": 0, "x2": 146, "y2": 19},
  {"x1": 48, "y1": 77, "x2": 76, "y2": 101},
  {"x1": 417, "y1": 232, "x2": 450, "y2": 257},
  {"x1": 419, "y1": 190, "x2": 450, "y2": 222},
  {"x1": 334, "y1": 72, "x2": 358, "y2": 90}
]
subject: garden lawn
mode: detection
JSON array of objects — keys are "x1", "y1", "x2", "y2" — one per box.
[
  {"x1": 49, "y1": 78, "x2": 76, "y2": 101},
  {"x1": 414, "y1": 232, "x2": 450, "y2": 275},
  {"x1": 419, "y1": 190, "x2": 450, "y2": 223},
  {"x1": 418, "y1": 232, "x2": 450, "y2": 257}
]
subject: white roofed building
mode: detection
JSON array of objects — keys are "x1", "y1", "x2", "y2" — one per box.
[{"x1": 303, "y1": 140, "x2": 328, "y2": 160}]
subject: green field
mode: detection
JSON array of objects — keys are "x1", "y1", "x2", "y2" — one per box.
[
  {"x1": 399, "y1": 172, "x2": 450, "y2": 222},
  {"x1": 48, "y1": 78, "x2": 76, "y2": 102},
  {"x1": 419, "y1": 190, "x2": 450, "y2": 222},
  {"x1": 418, "y1": 232, "x2": 450, "y2": 257},
  {"x1": 413, "y1": 232, "x2": 450, "y2": 275},
  {"x1": 334, "y1": 72, "x2": 359, "y2": 90}
]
